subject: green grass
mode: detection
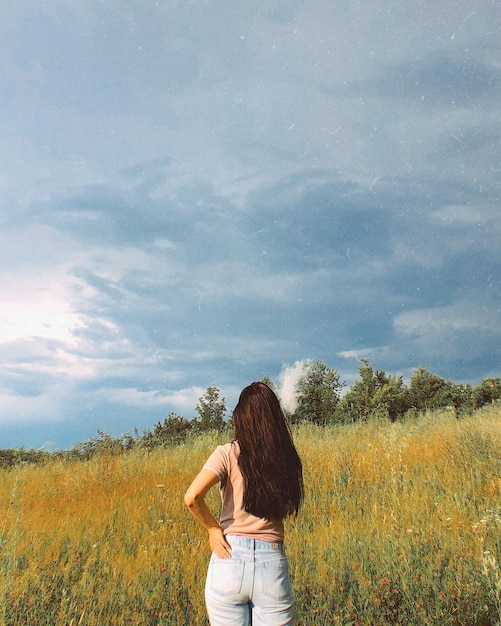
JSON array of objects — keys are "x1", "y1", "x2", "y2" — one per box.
[{"x1": 1, "y1": 406, "x2": 500, "y2": 625}]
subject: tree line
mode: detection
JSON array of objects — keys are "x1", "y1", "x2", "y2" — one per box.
[
  {"x1": 291, "y1": 359, "x2": 499, "y2": 425},
  {"x1": 1, "y1": 359, "x2": 499, "y2": 468}
]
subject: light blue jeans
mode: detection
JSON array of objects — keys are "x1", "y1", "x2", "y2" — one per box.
[{"x1": 205, "y1": 535, "x2": 294, "y2": 625}]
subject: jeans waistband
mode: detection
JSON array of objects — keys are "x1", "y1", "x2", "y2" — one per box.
[{"x1": 225, "y1": 534, "x2": 285, "y2": 552}]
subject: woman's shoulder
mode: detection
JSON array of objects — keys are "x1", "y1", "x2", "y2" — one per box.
[
  {"x1": 208, "y1": 440, "x2": 237, "y2": 458},
  {"x1": 217, "y1": 441, "x2": 239, "y2": 456},
  {"x1": 204, "y1": 441, "x2": 239, "y2": 478},
  {"x1": 213, "y1": 441, "x2": 240, "y2": 467}
]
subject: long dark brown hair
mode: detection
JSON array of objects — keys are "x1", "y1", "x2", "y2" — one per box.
[{"x1": 232, "y1": 381, "x2": 304, "y2": 520}]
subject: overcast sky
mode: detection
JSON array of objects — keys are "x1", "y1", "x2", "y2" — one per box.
[{"x1": 1, "y1": 1, "x2": 500, "y2": 450}]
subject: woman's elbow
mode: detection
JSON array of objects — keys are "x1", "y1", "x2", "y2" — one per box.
[{"x1": 184, "y1": 489, "x2": 197, "y2": 510}]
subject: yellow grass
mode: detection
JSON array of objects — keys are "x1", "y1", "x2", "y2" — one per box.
[{"x1": 1, "y1": 407, "x2": 500, "y2": 625}]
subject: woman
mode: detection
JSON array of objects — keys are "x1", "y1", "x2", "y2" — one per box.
[{"x1": 184, "y1": 381, "x2": 304, "y2": 625}]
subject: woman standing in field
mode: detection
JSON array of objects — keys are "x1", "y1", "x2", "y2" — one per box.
[{"x1": 184, "y1": 381, "x2": 304, "y2": 625}]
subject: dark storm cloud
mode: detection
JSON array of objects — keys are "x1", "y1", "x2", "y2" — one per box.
[
  {"x1": 12, "y1": 176, "x2": 241, "y2": 263},
  {"x1": 1, "y1": 0, "x2": 499, "y2": 449},
  {"x1": 243, "y1": 172, "x2": 393, "y2": 266}
]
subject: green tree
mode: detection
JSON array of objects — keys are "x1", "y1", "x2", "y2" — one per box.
[
  {"x1": 408, "y1": 366, "x2": 447, "y2": 412},
  {"x1": 434, "y1": 381, "x2": 473, "y2": 417},
  {"x1": 371, "y1": 374, "x2": 409, "y2": 421},
  {"x1": 294, "y1": 360, "x2": 343, "y2": 425},
  {"x1": 142, "y1": 413, "x2": 193, "y2": 448},
  {"x1": 195, "y1": 386, "x2": 226, "y2": 431},
  {"x1": 472, "y1": 377, "x2": 501, "y2": 409},
  {"x1": 260, "y1": 375, "x2": 277, "y2": 390},
  {"x1": 352, "y1": 359, "x2": 378, "y2": 420},
  {"x1": 335, "y1": 359, "x2": 409, "y2": 422}
]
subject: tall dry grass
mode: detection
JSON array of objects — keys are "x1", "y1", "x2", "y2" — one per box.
[
  {"x1": 291, "y1": 405, "x2": 501, "y2": 625},
  {"x1": 1, "y1": 406, "x2": 500, "y2": 625}
]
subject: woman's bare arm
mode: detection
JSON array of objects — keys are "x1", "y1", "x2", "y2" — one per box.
[{"x1": 184, "y1": 469, "x2": 232, "y2": 558}]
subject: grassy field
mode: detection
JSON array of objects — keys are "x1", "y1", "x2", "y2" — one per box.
[{"x1": 1, "y1": 406, "x2": 500, "y2": 625}]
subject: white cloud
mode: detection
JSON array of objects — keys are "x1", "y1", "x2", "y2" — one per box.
[
  {"x1": 337, "y1": 347, "x2": 386, "y2": 361},
  {"x1": 0, "y1": 269, "x2": 89, "y2": 346},
  {"x1": 276, "y1": 360, "x2": 309, "y2": 413},
  {"x1": 394, "y1": 302, "x2": 500, "y2": 341},
  {"x1": 429, "y1": 204, "x2": 500, "y2": 226},
  {"x1": 100, "y1": 386, "x2": 206, "y2": 412},
  {"x1": 0, "y1": 385, "x2": 67, "y2": 425}
]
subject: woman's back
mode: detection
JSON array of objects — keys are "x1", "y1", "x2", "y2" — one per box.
[{"x1": 203, "y1": 441, "x2": 285, "y2": 542}]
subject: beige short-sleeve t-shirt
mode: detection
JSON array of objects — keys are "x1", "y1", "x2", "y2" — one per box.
[{"x1": 203, "y1": 441, "x2": 284, "y2": 543}]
